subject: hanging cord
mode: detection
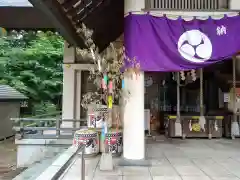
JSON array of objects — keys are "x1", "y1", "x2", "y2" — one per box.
[
  {"x1": 233, "y1": 57, "x2": 237, "y2": 122},
  {"x1": 200, "y1": 69, "x2": 204, "y2": 116},
  {"x1": 177, "y1": 72, "x2": 180, "y2": 121},
  {"x1": 163, "y1": 81, "x2": 166, "y2": 112}
]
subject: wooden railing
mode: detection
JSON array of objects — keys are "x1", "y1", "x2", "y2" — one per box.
[
  {"x1": 145, "y1": 0, "x2": 229, "y2": 10},
  {"x1": 12, "y1": 118, "x2": 87, "y2": 139}
]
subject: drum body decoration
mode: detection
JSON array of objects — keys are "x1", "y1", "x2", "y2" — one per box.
[
  {"x1": 73, "y1": 129, "x2": 99, "y2": 155},
  {"x1": 104, "y1": 129, "x2": 123, "y2": 156},
  {"x1": 88, "y1": 105, "x2": 109, "y2": 128}
]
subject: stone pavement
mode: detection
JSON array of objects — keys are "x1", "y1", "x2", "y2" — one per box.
[{"x1": 60, "y1": 138, "x2": 240, "y2": 180}]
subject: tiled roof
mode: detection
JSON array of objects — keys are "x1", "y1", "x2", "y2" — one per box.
[
  {"x1": 0, "y1": 0, "x2": 32, "y2": 7},
  {"x1": 0, "y1": 85, "x2": 28, "y2": 100}
]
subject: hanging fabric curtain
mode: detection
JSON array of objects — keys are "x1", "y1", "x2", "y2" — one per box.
[{"x1": 124, "y1": 13, "x2": 240, "y2": 72}]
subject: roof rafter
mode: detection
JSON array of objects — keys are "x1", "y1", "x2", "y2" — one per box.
[
  {"x1": 28, "y1": 0, "x2": 123, "y2": 51},
  {"x1": 29, "y1": 0, "x2": 86, "y2": 48}
]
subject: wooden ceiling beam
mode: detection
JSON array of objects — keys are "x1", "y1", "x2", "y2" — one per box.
[
  {"x1": 29, "y1": 0, "x2": 124, "y2": 51},
  {"x1": 74, "y1": 0, "x2": 105, "y2": 26},
  {"x1": 29, "y1": 0, "x2": 86, "y2": 48},
  {"x1": 70, "y1": 0, "x2": 102, "y2": 23},
  {"x1": 62, "y1": 0, "x2": 80, "y2": 10},
  {"x1": 66, "y1": 2, "x2": 84, "y2": 16},
  {"x1": 69, "y1": 1, "x2": 86, "y2": 20}
]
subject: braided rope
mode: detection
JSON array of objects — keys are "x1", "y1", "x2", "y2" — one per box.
[{"x1": 200, "y1": 69, "x2": 204, "y2": 116}]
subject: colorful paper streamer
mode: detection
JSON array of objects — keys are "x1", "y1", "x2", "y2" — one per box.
[
  {"x1": 108, "y1": 81, "x2": 113, "y2": 93},
  {"x1": 108, "y1": 96, "x2": 113, "y2": 109},
  {"x1": 102, "y1": 78, "x2": 107, "y2": 89},
  {"x1": 122, "y1": 79, "x2": 125, "y2": 89},
  {"x1": 104, "y1": 121, "x2": 108, "y2": 134},
  {"x1": 101, "y1": 125, "x2": 105, "y2": 141},
  {"x1": 104, "y1": 74, "x2": 108, "y2": 84}
]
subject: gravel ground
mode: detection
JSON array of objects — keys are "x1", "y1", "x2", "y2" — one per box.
[{"x1": 0, "y1": 137, "x2": 25, "y2": 180}]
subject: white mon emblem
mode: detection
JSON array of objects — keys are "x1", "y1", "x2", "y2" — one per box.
[{"x1": 178, "y1": 30, "x2": 212, "y2": 63}]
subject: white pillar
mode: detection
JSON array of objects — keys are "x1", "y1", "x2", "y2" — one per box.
[
  {"x1": 62, "y1": 42, "x2": 76, "y2": 128},
  {"x1": 123, "y1": 0, "x2": 145, "y2": 160},
  {"x1": 75, "y1": 70, "x2": 82, "y2": 128},
  {"x1": 123, "y1": 72, "x2": 145, "y2": 160}
]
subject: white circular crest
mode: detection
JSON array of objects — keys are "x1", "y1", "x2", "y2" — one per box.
[{"x1": 178, "y1": 30, "x2": 212, "y2": 63}]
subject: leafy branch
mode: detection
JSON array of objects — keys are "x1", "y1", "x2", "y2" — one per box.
[{"x1": 77, "y1": 24, "x2": 140, "y2": 110}]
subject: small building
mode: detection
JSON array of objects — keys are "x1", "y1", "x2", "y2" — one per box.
[{"x1": 0, "y1": 85, "x2": 28, "y2": 140}]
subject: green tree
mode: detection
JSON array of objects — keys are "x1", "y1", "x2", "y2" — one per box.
[{"x1": 0, "y1": 31, "x2": 64, "y2": 115}]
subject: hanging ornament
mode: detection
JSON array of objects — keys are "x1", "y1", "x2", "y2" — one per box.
[
  {"x1": 180, "y1": 71, "x2": 185, "y2": 81},
  {"x1": 192, "y1": 123, "x2": 201, "y2": 132},
  {"x1": 65, "y1": 64, "x2": 71, "y2": 68},
  {"x1": 108, "y1": 81, "x2": 113, "y2": 93},
  {"x1": 214, "y1": 120, "x2": 218, "y2": 131},
  {"x1": 101, "y1": 121, "x2": 106, "y2": 141},
  {"x1": 97, "y1": 58, "x2": 101, "y2": 72},
  {"x1": 191, "y1": 70, "x2": 197, "y2": 81},
  {"x1": 104, "y1": 74, "x2": 108, "y2": 84},
  {"x1": 172, "y1": 72, "x2": 175, "y2": 80},
  {"x1": 102, "y1": 78, "x2": 107, "y2": 89},
  {"x1": 189, "y1": 120, "x2": 193, "y2": 131},
  {"x1": 162, "y1": 80, "x2": 165, "y2": 86},
  {"x1": 122, "y1": 79, "x2": 125, "y2": 89},
  {"x1": 108, "y1": 96, "x2": 113, "y2": 109}
]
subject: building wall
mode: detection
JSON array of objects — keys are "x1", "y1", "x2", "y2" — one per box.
[
  {"x1": 0, "y1": 102, "x2": 20, "y2": 139},
  {"x1": 81, "y1": 71, "x2": 97, "y2": 119},
  {"x1": 126, "y1": 0, "x2": 238, "y2": 15},
  {"x1": 230, "y1": 0, "x2": 240, "y2": 8}
]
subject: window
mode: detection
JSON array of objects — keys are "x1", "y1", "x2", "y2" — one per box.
[{"x1": 145, "y1": 0, "x2": 229, "y2": 10}]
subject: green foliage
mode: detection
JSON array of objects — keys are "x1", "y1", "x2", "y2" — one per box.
[
  {"x1": 32, "y1": 101, "x2": 58, "y2": 115},
  {"x1": 0, "y1": 31, "x2": 64, "y2": 115}
]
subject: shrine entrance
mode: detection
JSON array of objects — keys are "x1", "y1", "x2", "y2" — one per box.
[{"x1": 144, "y1": 59, "x2": 240, "y2": 139}]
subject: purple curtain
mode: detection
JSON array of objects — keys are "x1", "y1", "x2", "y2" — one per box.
[{"x1": 124, "y1": 13, "x2": 240, "y2": 72}]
